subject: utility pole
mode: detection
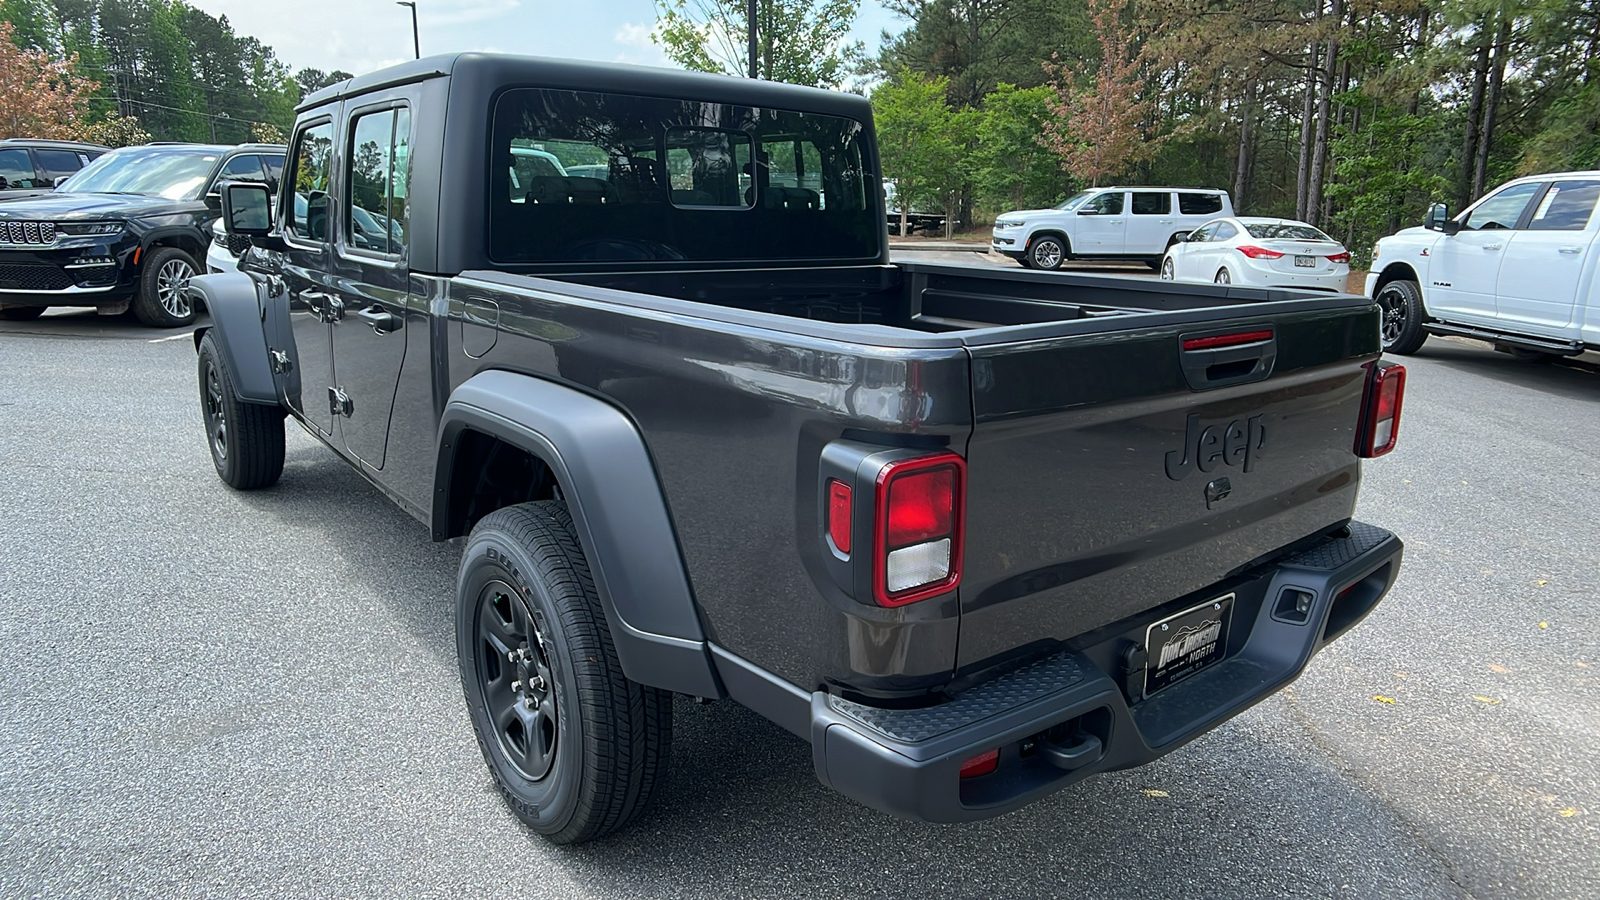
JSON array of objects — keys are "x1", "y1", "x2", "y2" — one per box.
[
  {"x1": 747, "y1": 0, "x2": 758, "y2": 78},
  {"x1": 397, "y1": 2, "x2": 420, "y2": 59}
]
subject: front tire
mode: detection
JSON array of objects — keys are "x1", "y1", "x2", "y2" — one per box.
[
  {"x1": 198, "y1": 332, "x2": 285, "y2": 489},
  {"x1": 1027, "y1": 235, "x2": 1066, "y2": 270},
  {"x1": 1374, "y1": 278, "x2": 1428, "y2": 355},
  {"x1": 0, "y1": 306, "x2": 45, "y2": 321},
  {"x1": 1160, "y1": 256, "x2": 1176, "y2": 280},
  {"x1": 134, "y1": 246, "x2": 200, "y2": 328},
  {"x1": 458, "y1": 501, "x2": 672, "y2": 845}
]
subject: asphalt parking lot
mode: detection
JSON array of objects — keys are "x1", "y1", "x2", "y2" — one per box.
[{"x1": 2, "y1": 297, "x2": 1596, "y2": 899}]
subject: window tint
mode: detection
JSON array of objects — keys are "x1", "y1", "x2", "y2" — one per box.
[
  {"x1": 0, "y1": 149, "x2": 35, "y2": 189},
  {"x1": 1131, "y1": 191, "x2": 1171, "y2": 215},
  {"x1": 1243, "y1": 222, "x2": 1333, "y2": 241},
  {"x1": 347, "y1": 108, "x2": 414, "y2": 255},
  {"x1": 218, "y1": 154, "x2": 266, "y2": 183},
  {"x1": 1186, "y1": 223, "x2": 1216, "y2": 242},
  {"x1": 288, "y1": 121, "x2": 334, "y2": 242},
  {"x1": 490, "y1": 88, "x2": 875, "y2": 263},
  {"x1": 1463, "y1": 182, "x2": 1540, "y2": 231},
  {"x1": 1527, "y1": 180, "x2": 1600, "y2": 232},
  {"x1": 1083, "y1": 192, "x2": 1124, "y2": 215},
  {"x1": 1212, "y1": 222, "x2": 1239, "y2": 241},
  {"x1": 33, "y1": 149, "x2": 86, "y2": 180},
  {"x1": 1178, "y1": 193, "x2": 1224, "y2": 215}
]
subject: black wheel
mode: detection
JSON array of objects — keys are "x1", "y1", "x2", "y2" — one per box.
[
  {"x1": 458, "y1": 501, "x2": 672, "y2": 845},
  {"x1": 0, "y1": 306, "x2": 46, "y2": 321},
  {"x1": 1214, "y1": 267, "x2": 1231, "y2": 285},
  {"x1": 133, "y1": 246, "x2": 200, "y2": 327},
  {"x1": 198, "y1": 332, "x2": 285, "y2": 489},
  {"x1": 1374, "y1": 278, "x2": 1427, "y2": 355},
  {"x1": 1028, "y1": 235, "x2": 1067, "y2": 270},
  {"x1": 1159, "y1": 256, "x2": 1176, "y2": 280}
]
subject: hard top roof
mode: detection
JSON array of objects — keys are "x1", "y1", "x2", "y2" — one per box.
[{"x1": 0, "y1": 137, "x2": 111, "y2": 151}]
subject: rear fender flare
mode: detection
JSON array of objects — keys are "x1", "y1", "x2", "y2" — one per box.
[
  {"x1": 187, "y1": 272, "x2": 279, "y2": 405},
  {"x1": 436, "y1": 370, "x2": 724, "y2": 699}
]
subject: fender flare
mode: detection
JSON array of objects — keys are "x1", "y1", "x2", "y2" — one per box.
[
  {"x1": 187, "y1": 272, "x2": 280, "y2": 405},
  {"x1": 436, "y1": 370, "x2": 724, "y2": 699}
]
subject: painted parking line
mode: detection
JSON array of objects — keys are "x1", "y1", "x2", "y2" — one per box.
[{"x1": 148, "y1": 332, "x2": 194, "y2": 343}]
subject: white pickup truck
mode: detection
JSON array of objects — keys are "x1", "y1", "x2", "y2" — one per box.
[{"x1": 1367, "y1": 171, "x2": 1600, "y2": 360}]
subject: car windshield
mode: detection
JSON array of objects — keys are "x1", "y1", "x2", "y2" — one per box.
[
  {"x1": 58, "y1": 147, "x2": 218, "y2": 200},
  {"x1": 1056, "y1": 190, "x2": 1093, "y2": 210},
  {"x1": 1244, "y1": 222, "x2": 1333, "y2": 242}
]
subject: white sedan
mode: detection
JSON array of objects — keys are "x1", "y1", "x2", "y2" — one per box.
[{"x1": 1160, "y1": 217, "x2": 1351, "y2": 291}]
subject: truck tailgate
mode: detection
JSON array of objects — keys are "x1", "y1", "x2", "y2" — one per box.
[{"x1": 957, "y1": 302, "x2": 1380, "y2": 670}]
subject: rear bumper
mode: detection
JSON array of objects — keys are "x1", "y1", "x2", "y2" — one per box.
[{"x1": 803, "y1": 521, "x2": 1402, "y2": 822}]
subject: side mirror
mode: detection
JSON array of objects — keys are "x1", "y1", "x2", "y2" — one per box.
[
  {"x1": 222, "y1": 181, "x2": 273, "y2": 236},
  {"x1": 1424, "y1": 202, "x2": 1459, "y2": 234},
  {"x1": 53, "y1": 175, "x2": 71, "y2": 189},
  {"x1": 1077, "y1": 208, "x2": 1098, "y2": 216}
]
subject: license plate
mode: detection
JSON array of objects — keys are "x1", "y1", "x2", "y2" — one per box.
[
  {"x1": 1144, "y1": 593, "x2": 1233, "y2": 696},
  {"x1": 1294, "y1": 255, "x2": 1316, "y2": 267}
]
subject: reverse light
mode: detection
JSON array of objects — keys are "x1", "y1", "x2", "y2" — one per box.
[
  {"x1": 1237, "y1": 245, "x2": 1284, "y2": 259},
  {"x1": 960, "y1": 748, "x2": 999, "y2": 778},
  {"x1": 1327, "y1": 251, "x2": 1352, "y2": 264},
  {"x1": 826, "y1": 479, "x2": 852, "y2": 556},
  {"x1": 1356, "y1": 363, "x2": 1406, "y2": 458},
  {"x1": 874, "y1": 452, "x2": 965, "y2": 607}
]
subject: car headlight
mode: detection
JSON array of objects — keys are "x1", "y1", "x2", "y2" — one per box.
[
  {"x1": 1370, "y1": 243, "x2": 1380, "y2": 261},
  {"x1": 996, "y1": 219, "x2": 1025, "y2": 228},
  {"x1": 56, "y1": 222, "x2": 123, "y2": 236}
]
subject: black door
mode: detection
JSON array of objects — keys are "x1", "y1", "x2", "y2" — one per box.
[{"x1": 279, "y1": 119, "x2": 338, "y2": 436}]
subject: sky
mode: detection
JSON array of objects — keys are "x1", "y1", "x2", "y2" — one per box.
[{"x1": 183, "y1": 0, "x2": 906, "y2": 80}]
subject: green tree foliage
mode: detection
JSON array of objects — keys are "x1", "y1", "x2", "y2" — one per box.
[
  {"x1": 873, "y1": 71, "x2": 975, "y2": 235},
  {"x1": 653, "y1": 0, "x2": 865, "y2": 87},
  {"x1": 970, "y1": 83, "x2": 1065, "y2": 209},
  {"x1": 85, "y1": 110, "x2": 153, "y2": 147},
  {"x1": 1040, "y1": 0, "x2": 1153, "y2": 187}
]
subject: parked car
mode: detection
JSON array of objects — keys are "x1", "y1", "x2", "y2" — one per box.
[
  {"x1": 1367, "y1": 172, "x2": 1600, "y2": 360},
  {"x1": 0, "y1": 138, "x2": 109, "y2": 200},
  {"x1": 1160, "y1": 217, "x2": 1351, "y2": 291},
  {"x1": 0, "y1": 141, "x2": 284, "y2": 325},
  {"x1": 193, "y1": 52, "x2": 1404, "y2": 845},
  {"x1": 992, "y1": 187, "x2": 1233, "y2": 270},
  {"x1": 884, "y1": 178, "x2": 950, "y2": 235}
]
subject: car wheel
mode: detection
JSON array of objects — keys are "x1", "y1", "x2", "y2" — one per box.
[
  {"x1": 458, "y1": 501, "x2": 672, "y2": 845},
  {"x1": 133, "y1": 246, "x2": 200, "y2": 328},
  {"x1": 0, "y1": 306, "x2": 46, "y2": 321},
  {"x1": 1028, "y1": 235, "x2": 1066, "y2": 270},
  {"x1": 1160, "y1": 257, "x2": 1176, "y2": 280},
  {"x1": 1214, "y1": 268, "x2": 1231, "y2": 285},
  {"x1": 198, "y1": 332, "x2": 285, "y2": 490},
  {"x1": 1374, "y1": 278, "x2": 1428, "y2": 355}
]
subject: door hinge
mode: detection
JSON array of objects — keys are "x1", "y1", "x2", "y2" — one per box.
[
  {"x1": 269, "y1": 349, "x2": 293, "y2": 374},
  {"x1": 328, "y1": 387, "x2": 353, "y2": 418}
]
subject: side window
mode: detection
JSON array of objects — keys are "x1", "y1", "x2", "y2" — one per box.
[
  {"x1": 1526, "y1": 180, "x2": 1600, "y2": 232},
  {"x1": 218, "y1": 154, "x2": 266, "y2": 183},
  {"x1": 1187, "y1": 224, "x2": 1215, "y2": 243},
  {"x1": 1084, "y1": 192, "x2": 1124, "y2": 215},
  {"x1": 665, "y1": 128, "x2": 752, "y2": 209},
  {"x1": 288, "y1": 121, "x2": 334, "y2": 242},
  {"x1": 1462, "y1": 182, "x2": 1541, "y2": 231},
  {"x1": 1212, "y1": 222, "x2": 1239, "y2": 241},
  {"x1": 1131, "y1": 191, "x2": 1171, "y2": 215},
  {"x1": 262, "y1": 155, "x2": 284, "y2": 192},
  {"x1": 1178, "y1": 193, "x2": 1224, "y2": 215},
  {"x1": 34, "y1": 149, "x2": 85, "y2": 181},
  {"x1": 0, "y1": 149, "x2": 37, "y2": 190},
  {"x1": 345, "y1": 107, "x2": 411, "y2": 256}
]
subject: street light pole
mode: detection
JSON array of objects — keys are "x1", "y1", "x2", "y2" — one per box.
[
  {"x1": 396, "y1": 2, "x2": 420, "y2": 59},
  {"x1": 747, "y1": 0, "x2": 757, "y2": 78}
]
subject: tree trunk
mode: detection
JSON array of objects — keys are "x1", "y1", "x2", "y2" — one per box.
[
  {"x1": 1296, "y1": 52, "x2": 1317, "y2": 221},
  {"x1": 1233, "y1": 79, "x2": 1256, "y2": 213},
  {"x1": 1459, "y1": 25, "x2": 1491, "y2": 207},
  {"x1": 1307, "y1": 0, "x2": 1341, "y2": 229},
  {"x1": 1473, "y1": 15, "x2": 1511, "y2": 200}
]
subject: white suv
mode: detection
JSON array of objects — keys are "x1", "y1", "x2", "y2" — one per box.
[{"x1": 992, "y1": 187, "x2": 1234, "y2": 270}]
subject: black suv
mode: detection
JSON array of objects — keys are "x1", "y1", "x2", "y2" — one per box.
[
  {"x1": 0, "y1": 142, "x2": 284, "y2": 326},
  {"x1": 0, "y1": 139, "x2": 109, "y2": 199}
]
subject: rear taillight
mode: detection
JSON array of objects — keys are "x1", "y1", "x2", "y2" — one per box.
[
  {"x1": 874, "y1": 452, "x2": 965, "y2": 606},
  {"x1": 959, "y1": 748, "x2": 999, "y2": 778},
  {"x1": 826, "y1": 479, "x2": 853, "y2": 555},
  {"x1": 1327, "y1": 251, "x2": 1351, "y2": 264},
  {"x1": 1356, "y1": 363, "x2": 1405, "y2": 457},
  {"x1": 1237, "y1": 245, "x2": 1284, "y2": 259}
]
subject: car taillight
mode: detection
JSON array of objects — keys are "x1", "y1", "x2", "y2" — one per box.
[
  {"x1": 874, "y1": 452, "x2": 965, "y2": 606},
  {"x1": 1237, "y1": 245, "x2": 1283, "y2": 259},
  {"x1": 1356, "y1": 363, "x2": 1405, "y2": 457},
  {"x1": 960, "y1": 748, "x2": 999, "y2": 778},
  {"x1": 1327, "y1": 251, "x2": 1351, "y2": 264},
  {"x1": 827, "y1": 479, "x2": 852, "y2": 555}
]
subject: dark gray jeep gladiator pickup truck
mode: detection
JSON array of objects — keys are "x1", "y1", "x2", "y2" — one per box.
[{"x1": 191, "y1": 53, "x2": 1407, "y2": 844}]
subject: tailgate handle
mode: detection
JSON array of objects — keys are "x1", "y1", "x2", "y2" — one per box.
[{"x1": 1179, "y1": 327, "x2": 1277, "y2": 391}]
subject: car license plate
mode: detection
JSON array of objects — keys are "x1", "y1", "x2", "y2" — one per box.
[
  {"x1": 1144, "y1": 593, "x2": 1233, "y2": 697},
  {"x1": 1294, "y1": 255, "x2": 1316, "y2": 267}
]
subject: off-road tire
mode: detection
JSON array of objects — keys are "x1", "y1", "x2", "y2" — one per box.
[
  {"x1": 1027, "y1": 235, "x2": 1067, "y2": 270},
  {"x1": 197, "y1": 331, "x2": 285, "y2": 490},
  {"x1": 1374, "y1": 278, "x2": 1427, "y2": 355},
  {"x1": 133, "y1": 246, "x2": 200, "y2": 328},
  {"x1": 0, "y1": 306, "x2": 46, "y2": 321},
  {"x1": 457, "y1": 501, "x2": 672, "y2": 845}
]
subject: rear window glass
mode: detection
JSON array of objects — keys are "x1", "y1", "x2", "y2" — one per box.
[
  {"x1": 1178, "y1": 193, "x2": 1224, "y2": 215},
  {"x1": 1131, "y1": 192, "x2": 1170, "y2": 215},
  {"x1": 1527, "y1": 181, "x2": 1600, "y2": 231},
  {"x1": 1243, "y1": 222, "x2": 1332, "y2": 241},
  {"x1": 490, "y1": 89, "x2": 876, "y2": 264},
  {"x1": 33, "y1": 149, "x2": 87, "y2": 180}
]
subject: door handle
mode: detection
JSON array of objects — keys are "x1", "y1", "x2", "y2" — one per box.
[
  {"x1": 1483, "y1": 243, "x2": 1503, "y2": 251},
  {"x1": 1559, "y1": 246, "x2": 1582, "y2": 254},
  {"x1": 357, "y1": 305, "x2": 402, "y2": 334},
  {"x1": 1159, "y1": 219, "x2": 1173, "y2": 224}
]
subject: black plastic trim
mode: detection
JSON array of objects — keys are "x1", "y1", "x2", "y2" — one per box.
[{"x1": 186, "y1": 272, "x2": 279, "y2": 405}]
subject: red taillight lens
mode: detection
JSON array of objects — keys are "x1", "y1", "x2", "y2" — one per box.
[
  {"x1": 1237, "y1": 245, "x2": 1284, "y2": 259},
  {"x1": 827, "y1": 479, "x2": 852, "y2": 555},
  {"x1": 960, "y1": 748, "x2": 999, "y2": 778},
  {"x1": 1327, "y1": 251, "x2": 1351, "y2": 264},
  {"x1": 1357, "y1": 363, "x2": 1405, "y2": 457},
  {"x1": 874, "y1": 452, "x2": 965, "y2": 607}
]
